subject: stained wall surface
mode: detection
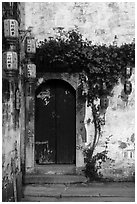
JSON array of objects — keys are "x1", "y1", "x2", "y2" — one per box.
[
  {"x1": 21, "y1": 2, "x2": 135, "y2": 45},
  {"x1": 85, "y1": 71, "x2": 135, "y2": 181},
  {"x1": 2, "y1": 78, "x2": 24, "y2": 201}
]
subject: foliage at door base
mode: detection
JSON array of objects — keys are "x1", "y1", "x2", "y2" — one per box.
[
  {"x1": 83, "y1": 135, "x2": 114, "y2": 181},
  {"x1": 83, "y1": 149, "x2": 108, "y2": 181}
]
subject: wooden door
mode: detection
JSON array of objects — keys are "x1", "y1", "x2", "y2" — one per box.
[{"x1": 35, "y1": 80, "x2": 76, "y2": 164}]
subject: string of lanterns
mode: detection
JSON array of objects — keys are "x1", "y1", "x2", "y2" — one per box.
[
  {"x1": 3, "y1": 17, "x2": 19, "y2": 77},
  {"x1": 2, "y1": 3, "x2": 36, "y2": 108},
  {"x1": 2, "y1": 10, "x2": 20, "y2": 110},
  {"x1": 82, "y1": 66, "x2": 133, "y2": 115},
  {"x1": 25, "y1": 35, "x2": 36, "y2": 81},
  {"x1": 84, "y1": 65, "x2": 133, "y2": 125},
  {"x1": 124, "y1": 66, "x2": 132, "y2": 95},
  {"x1": 3, "y1": 5, "x2": 37, "y2": 79}
]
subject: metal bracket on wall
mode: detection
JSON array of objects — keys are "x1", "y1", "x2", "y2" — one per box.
[{"x1": 19, "y1": 26, "x2": 33, "y2": 43}]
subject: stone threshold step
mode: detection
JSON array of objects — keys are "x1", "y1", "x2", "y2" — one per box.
[
  {"x1": 34, "y1": 164, "x2": 76, "y2": 175},
  {"x1": 22, "y1": 185, "x2": 135, "y2": 198},
  {"x1": 24, "y1": 174, "x2": 87, "y2": 184},
  {"x1": 21, "y1": 196, "x2": 135, "y2": 202},
  {"x1": 21, "y1": 182, "x2": 135, "y2": 202}
]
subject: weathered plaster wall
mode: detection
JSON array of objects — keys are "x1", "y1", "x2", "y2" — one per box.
[
  {"x1": 2, "y1": 79, "x2": 23, "y2": 201},
  {"x1": 21, "y1": 2, "x2": 135, "y2": 45},
  {"x1": 85, "y1": 70, "x2": 135, "y2": 181},
  {"x1": 25, "y1": 90, "x2": 35, "y2": 170}
]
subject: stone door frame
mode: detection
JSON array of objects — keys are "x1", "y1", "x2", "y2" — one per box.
[{"x1": 25, "y1": 72, "x2": 86, "y2": 173}]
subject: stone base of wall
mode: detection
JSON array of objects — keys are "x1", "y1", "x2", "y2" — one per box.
[
  {"x1": 2, "y1": 172, "x2": 22, "y2": 202},
  {"x1": 76, "y1": 166, "x2": 85, "y2": 175},
  {"x1": 100, "y1": 166, "x2": 135, "y2": 182}
]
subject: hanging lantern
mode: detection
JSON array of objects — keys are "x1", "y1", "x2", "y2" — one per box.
[
  {"x1": 82, "y1": 82, "x2": 88, "y2": 96},
  {"x1": 25, "y1": 36, "x2": 36, "y2": 57},
  {"x1": 100, "y1": 81, "x2": 107, "y2": 95},
  {"x1": 100, "y1": 113, "x2": 106, "y2": 125},
  {"x1": 102, "y1": 82, "x2": 107, "y2": 90},
  {"x1": 125, "y1": 66, "x2": 132, "y2": 79},
  {"x1": 3, "y1": 51, "x2": 18, "y2": 77},
  {"x1": 26, "y1": 61, "x2": 36, "y2": 79},
  {"x1": 4, "y1": 19, "x2": 18, "y2": 38},
  {"x1": 124, "y1": 81, "x2": 132, "y2": 95},
  {"x1": 100, "y1": 96, "x2": 109, "y2": 110}
]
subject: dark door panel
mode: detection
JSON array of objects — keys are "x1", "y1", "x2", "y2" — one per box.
[
  {"x1": 35, "y1": 84, "x2": 56, "y2": 164},
  {"x1": 56, "y1": 85, "x2": 76, "y2": 164},
  {"x1": 35, "y1": 80, "x2": 76, "y2": 164}
]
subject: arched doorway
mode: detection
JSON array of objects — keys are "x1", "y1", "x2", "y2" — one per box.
[{"x1": 35, "y1": 79, "x2": 76, "y2": 164}]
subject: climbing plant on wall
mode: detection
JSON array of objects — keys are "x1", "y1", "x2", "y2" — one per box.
[{"x1": 36, "y1": 27, "x2": 135, "y2": 180}]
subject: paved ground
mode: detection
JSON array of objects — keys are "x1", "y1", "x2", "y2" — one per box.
[{"x1": 21, "y1": 182, "x2": 135, "y2": 202}]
